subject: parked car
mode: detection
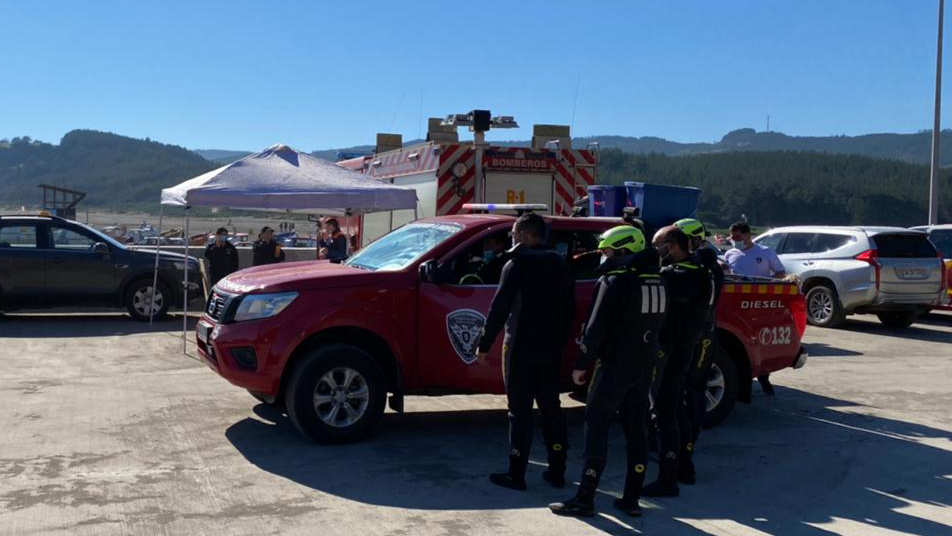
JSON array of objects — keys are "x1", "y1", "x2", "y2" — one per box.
[
  {"x1": 754, "y1": 226, "x2": 945, "y2": 328},
  {"x1": 197, "y1": 213, "x2": 807, "y2": 443},
  {"x1": 0, "y1": 214, "x2": 201, "y2": 320},
  {"x1": 910, "y1": 224, "x2": 952, "y2": 310}
]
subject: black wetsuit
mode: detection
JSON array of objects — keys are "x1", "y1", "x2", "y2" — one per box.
[
  {"x1": 653, "y1": 255, "x2": 714, "y2": 479},
  {"x1": 682, "y1": 245, "x2": 725, "y2": 473},
  {"x1": 477, "y1": 244, "x2": 575, "y2": 477},
  {"x1": 575, "y1": 249, "x2": 668, "y2": 501}
]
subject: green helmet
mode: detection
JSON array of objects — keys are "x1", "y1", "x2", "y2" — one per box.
[
  {"x1": 675, "y1": 218, "x2": 707, "y2": 239},
  {"x1": 597, "y1": 225, "x2": 646, "y2": 254}
]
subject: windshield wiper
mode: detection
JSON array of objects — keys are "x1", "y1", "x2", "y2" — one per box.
[{"x1": 347, "y1": 262, "x2": 374, "y2": 271}]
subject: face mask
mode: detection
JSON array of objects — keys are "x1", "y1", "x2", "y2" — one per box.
[
  {"x1": 732, "y1": 240, "x2": 747, "y2": 249},
  {"x1": 483, "y1": 250, "x2": 496, "y2": 261},
  {"x1": 600, "y1": 254, "x2": 609, "y2": 265},
  {"x1": 656, "y1": 244, "x2": 671, "y2": 262}
]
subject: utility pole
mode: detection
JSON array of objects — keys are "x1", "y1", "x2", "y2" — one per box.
[{"x1": 929, "y1": 0, "x2": 945, "y2": 224}]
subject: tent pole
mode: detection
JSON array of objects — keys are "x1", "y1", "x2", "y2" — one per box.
[
  {"x1": 149, "y1": 205, "x2": 164, "y2": 327},
  {"x1": 183, "y1": 208, "x2": 190, "y2": 354}
]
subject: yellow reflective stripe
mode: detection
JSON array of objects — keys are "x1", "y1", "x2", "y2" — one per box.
[
  {"x1": 676, "y1": 262, "x2": 700, "y2": 269},
  {"x1": 742, "y1": 284, "x2": 752, "y2": 293},
  {"x1": 638, "y1": 273, "x2": 661, "y2": 278}
]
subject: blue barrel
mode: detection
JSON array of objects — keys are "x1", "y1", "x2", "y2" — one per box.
[
  {"x1": 588, "y1": 185, "x2": 629, "y2": 217},
  {"x1": 624, "y1": 182, "x2": 701, "y2": 230}
]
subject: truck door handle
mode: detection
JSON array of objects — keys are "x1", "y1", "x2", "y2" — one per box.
[
  {"x1": 51, "y1": 258, "x2": 64, "y2": 264},
  {"x1": 802, "y1": 261, "x2": 814, "y2": 266}
]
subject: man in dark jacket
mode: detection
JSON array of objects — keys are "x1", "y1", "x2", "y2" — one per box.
[
  {"x1": 476, "y1": 213, "x2": 574, "y2": 491},
  {"x1": 549, "y1": 226, "x2": 667, "y2": 518},
  {"x1": 319, "y1": 218, "x2": 348, "y2": 263},
  {"x1": 674, "y1": 218, "x2": 724, "y2": 484},
  {"x1": 204, "y1": 227, "x2": 239, "y2": 287},
  {"x1": 252, "y1": 226, "x2": 285, "y2": 266},
  {"x1": 643, "y1": 225, "x2": 715, "y2": 498}
]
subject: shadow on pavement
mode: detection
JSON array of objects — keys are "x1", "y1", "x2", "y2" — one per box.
[
  {"x1": 801, "y1": 343, "x2": 863, "y2": 358},
  {"x1": 0, "y1": 313, "x2": 198, "y2": 338},
  {"x1": 839, "y1": 317, "x2": 952, "y2": 344},
  {"x1": 227, "y1": 386, "x2": 951, "y2": 535}
]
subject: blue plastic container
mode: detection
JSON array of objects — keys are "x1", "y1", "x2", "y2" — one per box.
[
  {"x1": 588, "y1": 185, "x2": 629, "y2": 217},
  {"x1": 624, "y1": 181, "x2": 701, "y2": 230}
]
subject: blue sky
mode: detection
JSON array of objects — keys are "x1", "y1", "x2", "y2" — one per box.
[{"x1": 1, "y1": 0, "x2": 949, "y2": 151}]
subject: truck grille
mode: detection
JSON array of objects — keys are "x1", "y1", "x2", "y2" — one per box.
[{"x1": 206, "y1": 293, "x2": 226, "y2": 321}]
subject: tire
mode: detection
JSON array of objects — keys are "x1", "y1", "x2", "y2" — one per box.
[
  {"x1": 805, "y1": 284, "x2": 845, "y2": 328},
  {"x1": 702, "y1": 344, "x2": 739, "y2": 428},
  {"x1": 124, "y1": 279, "x2": 171, "y2": 321},
  {"x1": 876, "y1": 311, "x2": 917, "y2": 329},
  {"x1": 285, "y1": 344, "x2": 387, "y2": 443}
]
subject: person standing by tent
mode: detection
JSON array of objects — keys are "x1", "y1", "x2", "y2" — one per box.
[
  {"x1": 204, "y1": 227, "x2": 239, "y2": 287},
  {"x1": 319, "y1": 218, "x2": 348, "y2": 264},
  {"x1": 253, "y1": 226, "x2": 285, "y2": 266}
]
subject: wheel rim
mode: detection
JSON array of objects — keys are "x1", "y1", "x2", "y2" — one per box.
[
  {"x1": 706, "y1": 363, "x2": 725, "y2": 413},
  {"x1": 808, "y1": 289, "x2": 834, "y2": 323},
  {"x1": 313, "y1": 367, "x2": 370, "y2": 428},
  {"x1": 132, "y1": 286, "x2": 164, "y2": 316}
]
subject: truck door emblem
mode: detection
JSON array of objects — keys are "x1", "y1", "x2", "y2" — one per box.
[{"x1": 446, "y1": 309, "x2": 486, "y2": 365}]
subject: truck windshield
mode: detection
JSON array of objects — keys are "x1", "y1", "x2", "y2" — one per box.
[{"x1": 346, "y1": 222, "x2": 462, "y2": 271}]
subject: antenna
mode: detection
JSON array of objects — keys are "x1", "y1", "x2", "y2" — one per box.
[
  {"x1": 766, "y1": 114, "x2": 770, "y2": 132},
  {"x1": 387, "y1": 91, "x2": 406, "y2": 132}
]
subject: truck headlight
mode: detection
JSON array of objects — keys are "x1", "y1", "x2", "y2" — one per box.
[{"x1": 233, "y1": 292, "x2": 298, "y2": 322}]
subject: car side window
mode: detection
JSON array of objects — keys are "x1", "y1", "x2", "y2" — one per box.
[
  {"x1": 0, "y1": 225, "x2": 38, "y2": 248},
  {"x1": 780, "y1": 233, "x2": 816, "y2": 254},
  {"x1": 815, "y1": 233, "x2": 853, "y2": 253},
  {"x1": 755, "y1": 233, "x2": 784, "y2": 251},
  {"x1": 550, "y1": 230, "x2": 602, "y2": 280},
  {"x1": 50, "y1": 226, "x2": 98, "y2": 250}
]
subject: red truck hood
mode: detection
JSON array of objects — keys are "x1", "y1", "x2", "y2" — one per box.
[{"x1": 216, "y1": 260, "x2": 397, "y2": 294}]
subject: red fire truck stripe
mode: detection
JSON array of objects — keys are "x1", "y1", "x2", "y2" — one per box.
[{"x1": 580, "y1": 150, "x2": 596, "y2": 165}]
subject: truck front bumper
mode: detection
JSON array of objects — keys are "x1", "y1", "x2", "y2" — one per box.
[{"x1": 793, "y1": 346, "x2": 808, "y2": 369}]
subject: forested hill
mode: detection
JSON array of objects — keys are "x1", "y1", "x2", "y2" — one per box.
[
  {"x1": 0, "y1": 130, "x2": 949, "y2": 227},
  {"x1": 0, "y1": 130, "x2": 216, "y2": 208},
  {"x1": 598, "y1": 149, "x2": 952, "y2": 227}
]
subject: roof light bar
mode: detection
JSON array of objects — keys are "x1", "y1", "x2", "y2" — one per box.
[{"x1": 463, "y1": 203, "x2": 549, "y2": 214}]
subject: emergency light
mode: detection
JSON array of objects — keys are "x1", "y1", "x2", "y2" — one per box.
[{"x1": 462, "y1": 203, "x2": 548, "y2": 215}]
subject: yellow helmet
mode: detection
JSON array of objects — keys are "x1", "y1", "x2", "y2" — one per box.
[
  {"x1": 674, "y1": 218, "x2": 707, "y2": 239},
  {"x1": 597, "y1": 225, "x2": 646, "y2": 254}
]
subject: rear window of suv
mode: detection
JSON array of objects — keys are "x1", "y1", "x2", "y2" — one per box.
[
  {"x1": 872, "y1": 233, "x2": 938, "y2": 258},
  {"x1": 928, "y1": 230, "x2": 952, "y2": 257}
]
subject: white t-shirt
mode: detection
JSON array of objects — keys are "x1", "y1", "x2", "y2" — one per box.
[{"x1": 725, "y1": 243, "x2": 785, "y2": 278}]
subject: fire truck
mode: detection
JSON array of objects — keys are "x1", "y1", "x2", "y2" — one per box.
[{"x1": 337, "y1": 110, "x2": 598, "y2": 246}]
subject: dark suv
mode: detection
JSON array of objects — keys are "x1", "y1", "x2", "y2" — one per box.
[{"x1": 0, "y1": 215, "x2": 201, "y2": 320}]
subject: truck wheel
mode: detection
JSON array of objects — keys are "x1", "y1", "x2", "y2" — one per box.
[
  {"x1": 285, "y1": 344, "x2": 387, "y2": 443},
  {"x1": 702, "y1": 345, "x2": 739, "y2": 428},
  {"x1": 125, "y1": 280, "x2": 171, "y2": 321},
  {"x1": 876, "y1": 311, "x2": 917, "y2": 329},
  {"x1": 805, "y1": 284, "x2": 845, "y2": 328}
]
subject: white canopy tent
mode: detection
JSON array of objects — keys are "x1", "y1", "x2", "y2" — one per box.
[{"x1": 153, "y1": 144, "x2": 418, "y2": 352}]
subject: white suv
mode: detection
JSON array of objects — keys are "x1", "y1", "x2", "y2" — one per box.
[{"x1": 754, "y1": 226, "x2": 945, "y2": 328}]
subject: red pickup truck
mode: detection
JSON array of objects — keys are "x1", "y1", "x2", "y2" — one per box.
[{"x1": 197, "y1": 214, "x2": 807, "y2": 442}]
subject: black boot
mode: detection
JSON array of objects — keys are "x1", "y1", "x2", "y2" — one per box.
[
  {"x1": 490, "y1": 450, "x2": 528, "y2": 491},
  {"x1": 678, "y1": 441, "x2": 696, "y2": 485},
  {"x1": 542, "y1": 447, "x2": 567, "y2": 488},
  {"x1": 614, "y1": 456, "x2": 646, "y2": 516},
  {"x1": 549, "y1": 466, "x2": 598, "y2": 517},
  {"x1": 641, "y1": 466, "x2": 680, "y2": 498}
]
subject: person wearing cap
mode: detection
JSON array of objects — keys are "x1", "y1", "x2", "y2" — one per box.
[
  {"x1": 673, "y1": 218, "x2": 724, "y2": 485},
  {"x1": 475, "y1": 213, "x2": 574, "y2": 492},
  {"x1": 549, "y1": 225, "x2": 668, "y2": 518},
  {"x1": 204, "y1": 227, "x2": 239, "y2": 287},
  {"x1": 252, "y1": 226, "x2": 285, "y2": 266},
  {"x1": 319, "y1": 218, "x2": 349, "y2": 264},
  {"x1": 641, "y1": 225, "x2": 715, "y2": 498}
]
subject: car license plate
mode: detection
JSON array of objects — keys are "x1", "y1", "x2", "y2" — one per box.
[
  {"x1": 196, "y1": 322, "x2": 211, "y2": 343},
  {"x1": 896, "y1": 267, "x2": 927, "y2": 280}
]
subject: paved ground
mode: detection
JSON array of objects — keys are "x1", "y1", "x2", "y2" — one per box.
[{"x1": 0, "y1": 311, "x2": 950, "y2": 536}]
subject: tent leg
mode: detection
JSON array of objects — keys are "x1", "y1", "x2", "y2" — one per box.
[
  {"x1": 149, "y1": 206, "x2": 164, "y2": 327},
  {"x1": 183, "y1": 209, "x2": 190, "y2": 355}
]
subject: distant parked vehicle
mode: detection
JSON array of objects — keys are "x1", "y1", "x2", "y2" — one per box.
[
  {"x1": 754, "y1": 226, "x2": 945, "y2": 328},
  {"x1": 910, "y1": 224, "x2": 952, "y2": 310},
  {"x1": 0, "y1": 214, "x2": 201, "y2": 320}
]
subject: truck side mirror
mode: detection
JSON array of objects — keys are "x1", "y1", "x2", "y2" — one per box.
[
  {"x1": 419, "y1": 259, "x2": 438, "y2": 283},
  {"x1": 92, "y1": 242, "x2": 110, "y2": 257}
]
